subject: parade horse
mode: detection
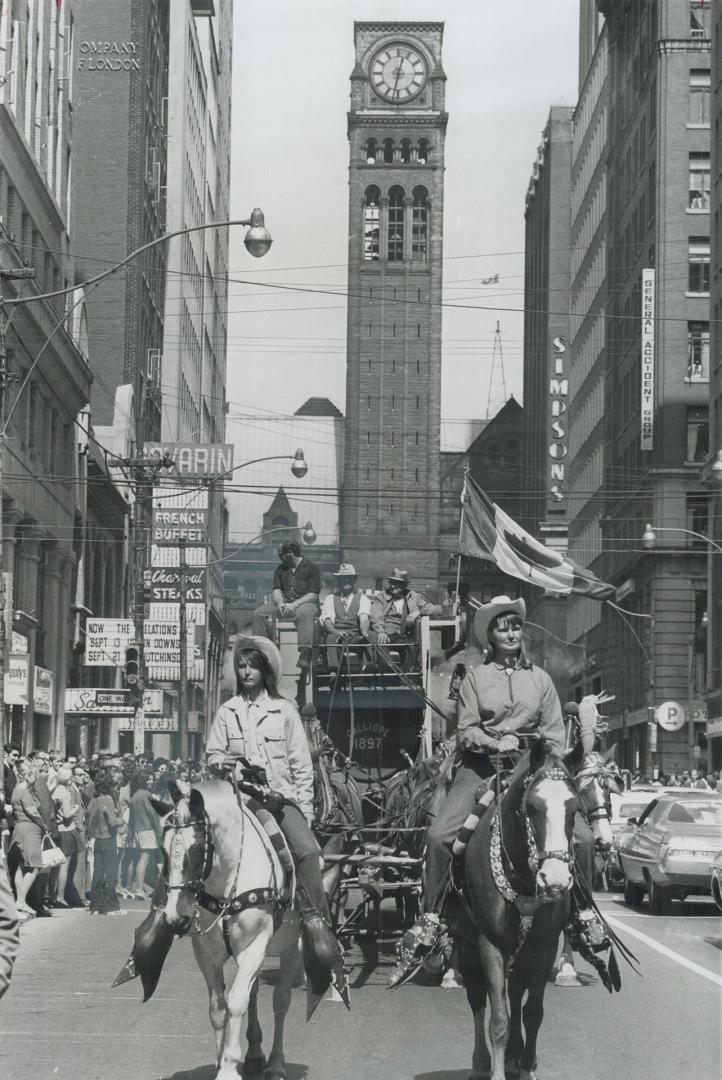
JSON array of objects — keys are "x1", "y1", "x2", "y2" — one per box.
[
  {"x1": 455, "y1": 739, "x2": 583, "y2": 1080},
  {"x1": 115, "y1": 779, "x2": 329, "y2": 1080}
]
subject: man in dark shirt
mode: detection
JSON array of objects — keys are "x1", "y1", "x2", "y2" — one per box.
[{"x1": 252, "y1": 540, "x2": 321, "y2": 671}]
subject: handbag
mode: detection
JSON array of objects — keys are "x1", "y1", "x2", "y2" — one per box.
[{"x1": 41, "y1": 833, "x2": 65, "y2": 869}]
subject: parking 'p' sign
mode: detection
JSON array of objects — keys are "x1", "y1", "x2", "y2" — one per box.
[{"x1": 655, "y1": 701, "x2": 687, "y2": 732}]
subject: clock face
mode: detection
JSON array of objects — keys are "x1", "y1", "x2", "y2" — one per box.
[{"x1": 369, "y1": 42, "x2": 428, "y2": 104}]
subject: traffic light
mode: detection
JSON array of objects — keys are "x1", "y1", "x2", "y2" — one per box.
[{"x1": 124, "y1": 644, "x2": 141, "y2": 687}]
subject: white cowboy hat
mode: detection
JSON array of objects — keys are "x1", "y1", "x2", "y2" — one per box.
[
  {"x1": 233, "y1": 634, "x2": 282, "y2": 684},
  {"x1": 386, "y1": 567, "x2": 410, "y2": 584},
  {"x1": 472, "y1": 595, "x2": 526, "y2": 645},
  {"x1": 333, "y1": 563, "x2": 357, "y2": 577}
]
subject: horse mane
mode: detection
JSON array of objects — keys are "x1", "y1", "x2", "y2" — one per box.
[{"x1": 502, "y1": 744, "x2": 571, "y2": 804}]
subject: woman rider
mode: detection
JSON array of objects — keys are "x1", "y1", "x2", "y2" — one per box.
[
  {"x1": 389, "y1": 595, "x2": 566, "y2": 986},
  {"x1": 205, "y1": 635, "x2": 345, "y2": 994}
]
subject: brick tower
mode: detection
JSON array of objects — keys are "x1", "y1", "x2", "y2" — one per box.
[{"x1": 342, "y1": 22, "x2": 447, "y2": 592}]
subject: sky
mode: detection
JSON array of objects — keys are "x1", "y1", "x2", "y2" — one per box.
[{"x1": 225, "y1": 1, "x2": 580, "y2": 427}]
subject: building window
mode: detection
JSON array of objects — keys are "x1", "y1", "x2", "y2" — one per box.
[
  {"x1": 391, "y1": 394, "x2": 396, "y2": 411},
  {"x1": 686, "y1": 493, "x2": 709, "y2": 546},
  {"x1": 366, "y1": 466, "x2": 370, "y2": 483},
  {"x1": 387, "y1": 186, "x2": 404, "y2": 262},
  {"x1": 365, "y1": 138, "x2": 377, "y2": 164},
  {"x1": 391, "y1": 431, "x2": 395, "y2": 445},
  {"x1": 689, "y1": 69, "x2": 711, "y2": 125},
  {"x1": 412, "y1": 186, "x2": 428, "y2": 261},
  {"x1": 688, "y1": 152, "x2": 710, "y2": 209},
  {"x1": 690, "y1": 3, "x2": 711, "y2": 38},
  {"x1": 400, "y1": 138, "x2": 411, "y2": 164},
  {"x1": 363, "y1": 185, "x2": 380, "y2": 262},
  {"x1": 688, "y1": 237, "x2": 710, "y2": 293},
  {"x1": 686, "y1": 406, "x2": 709, "y2": 461},
  {"x1": 417, "y1": 139, "x2": 429, "y2": 164},
  {"x1": 383, "y1": 138, "x2": 394, "y2": 164},
  {"x1": 687, "y1": 321, "x2": 710, "y2": 380}
]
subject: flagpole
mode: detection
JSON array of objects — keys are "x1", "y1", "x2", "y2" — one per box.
[{"x1": 454, "y1": 464, "x2": 470, "y2": 617}]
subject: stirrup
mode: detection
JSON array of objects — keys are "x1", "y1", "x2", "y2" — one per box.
[{"x1": 387, "y1": 912, "x2": 445, "y2": 989}]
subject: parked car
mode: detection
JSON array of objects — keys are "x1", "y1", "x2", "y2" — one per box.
[
  {"x1": 617, "y1": 792, "x2": 722, "y2": 914},
  {"x1": 711, "y1": 850, "x2": 722, "y2": 912},
  {"x1": 607, "y1": 788, "x2": 660, "y2": 885}
]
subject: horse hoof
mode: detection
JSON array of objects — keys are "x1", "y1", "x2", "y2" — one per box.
[{"x1": 243, "y1": 1054, "x2": 267, "y2": 1076}]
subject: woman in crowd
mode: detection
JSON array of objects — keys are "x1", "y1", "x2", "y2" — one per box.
[
  {"x1": 87, "y1": 773, "x2": 125, "y2": 915},
  {"x1": 126, "y1": 770, "x2": 160, "y2": 901},
  {"x1": 9, "y1": 760, "x2": 47, "y2": 917},
  {"x1": 52, "y1": 766, "x2": 84, "y2": 908}
]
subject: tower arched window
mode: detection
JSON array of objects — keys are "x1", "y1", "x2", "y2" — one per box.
[
  {"x1": 400, "y1": 138, "x2": 412, "y2": 164},
  {"x1": 383, "y1": 138, "x2": 394, "y2": 164},
  {"x1": 363, "y1": 185, "x2": 381, "y2": 261},
  {"x1": 418, "y1": 139, "x2": 430, "y2": 165},
  {"x1": 387, "y1": 185, "x2": 405, "y2": 262},
  {"x1": 365, "y1": 138, "x2": 377, "y2": 164},
  {"x1": 412, "y1": 186, "x2": 428, "y2": 261}
]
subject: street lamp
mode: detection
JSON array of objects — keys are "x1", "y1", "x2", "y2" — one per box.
[
  {"x1": 242, "y1": 209, "x2": 273, "y2": 258},
  {"x1": 642, "y1": 522, "x2": 722, "y2": 555},
  {"x1": 290, "y1": 449, "x2": 308, "y2": 479}
]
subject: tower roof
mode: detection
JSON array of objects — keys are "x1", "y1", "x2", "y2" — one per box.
[{"x1": 295, "y1": 397, "x2": 344, "y2": 418}]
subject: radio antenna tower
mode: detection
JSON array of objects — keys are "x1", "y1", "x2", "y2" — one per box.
[{"x1": 486, "y1": 320, "x2": 507, "y2": 419}]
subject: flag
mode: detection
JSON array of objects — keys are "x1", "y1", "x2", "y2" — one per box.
[{"x1": 459, "y1": 476, "x2": 615, "y2": 600}]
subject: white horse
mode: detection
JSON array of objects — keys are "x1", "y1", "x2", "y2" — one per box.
[{"x1": 161, "y1": 780, "x2": 302, "y2": 1080}]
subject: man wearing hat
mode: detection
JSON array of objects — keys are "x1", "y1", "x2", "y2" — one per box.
[
  {"x1": 252, "y1": 540, "x2": 321, "y2": 673},
  {"x1": 368, "y1": 568, "x2": 442, "y2": 671},
  {"x1": 320, "y1": 563, "x2": 371, "y2": 672}
]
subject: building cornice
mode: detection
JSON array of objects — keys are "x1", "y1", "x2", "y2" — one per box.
[
  {"x1": 348, "y1": 113, "x2": 448, "y2": 128},
  {"x1": 354, "y1": 21, "x2": 444, "y2": 35}
]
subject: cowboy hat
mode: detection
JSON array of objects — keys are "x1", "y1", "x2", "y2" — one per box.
[
  {"x1": 233, "y1": 634, "x2": 282, "y2": 684},
  {"x1": 472, "y1": 595, "x2": 526, "y2": 644},
  {"x1": 386, "y1": 567, "x2": 410, "y2": 584},
  {"x1": 333, "y1": 563, "x2": 357, "y2": 577}
]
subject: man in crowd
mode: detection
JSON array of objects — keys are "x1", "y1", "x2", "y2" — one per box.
[
  {"x1": 320, "y1": 563, "x2": 371, "y2": 672},
  {"x1": 252, "y1": 540, "x2": 321, "y2": 673},
  {"x1": 369, "y1": 568, "x2": 443, "y2": 671}
]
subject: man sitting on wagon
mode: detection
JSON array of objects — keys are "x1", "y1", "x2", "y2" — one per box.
[
  {"x1": 320, "y1": 563, "x2": 371, "y2": 673},
  {"x1": 252, "y1": 540, "x2": 321, "y2": 673},
  {"x1": 368, "y1": 568, "x2": 443, "y2": 671}
]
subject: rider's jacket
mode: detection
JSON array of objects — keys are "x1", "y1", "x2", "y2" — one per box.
[
  {"x1": 457, "y1": 663, "x2": 565, "y2": 756},
  {"x1": 206, "y1": 692, "x2": 314, "y2": 823}
]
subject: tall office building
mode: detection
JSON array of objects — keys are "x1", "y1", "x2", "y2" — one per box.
[
  {"x1": 342, "y1": 22, "x2": 446, "y2": 591},
  {"x1": 0, "y1": 1, "x2": 93, "y2": 749},
  {"x1": 566, "y1": 15, "x2": 609, "y2": 700},
  {"x1": 162, "y1": 0, "x2": 233, "y2": 723},
  {"x1": 72, "y1": 0, "x2": 169, "y2": 442},
  {"x1": 592, "y1": 0, "x2": 711, "y2": 772},
  {"x1": 705, "y1": 0, "x2": 722, "y2": 769}
]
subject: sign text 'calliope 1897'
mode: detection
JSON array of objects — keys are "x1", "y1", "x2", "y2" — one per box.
[
  {"x1": 548, "y1": 334, "x2": 568, "y2": 503},
  {"x1": 640, "y1": 269, "x2": 655, "y2": 451}
]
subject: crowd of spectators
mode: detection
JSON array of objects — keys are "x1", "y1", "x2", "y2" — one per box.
[
  {"x1": 1, "y1": 744, "x2": 203, "y2": 923},
  {"x1": 631, "y1": 768, "x2": 721, "y2": 790}
]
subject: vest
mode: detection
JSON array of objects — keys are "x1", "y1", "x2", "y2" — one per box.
[{"x1": 333, "y1": 593, "x2": 361, "y2": 632}]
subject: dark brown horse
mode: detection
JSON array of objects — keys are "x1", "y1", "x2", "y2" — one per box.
[{"x1": 456, "y1": 740, "x2": 582, "y2": 1080}]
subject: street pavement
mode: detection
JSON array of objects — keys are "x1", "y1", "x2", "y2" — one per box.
[{"x1": 0, "y1": 890, "x2": 719, "y2": 1080}]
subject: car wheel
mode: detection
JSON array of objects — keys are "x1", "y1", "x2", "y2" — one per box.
[
  {"x1": 648, "y1": 878, "x2": 673, "y2": 915},
  {"x1": 712, "y1": 878, "x2": 722, "y2": 913},
  {"x1": 623, "y1": 876, "x2": 645, "y2": 906}
]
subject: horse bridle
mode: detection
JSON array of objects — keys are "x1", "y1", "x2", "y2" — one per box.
[
  {"x1": 518, "y1": 763, "x2": 578, "y2": 866},
  {"x1": 161, "y1": 808, "x2": 214, "y2": 895},
  {"x1": 575, "y1": 754, "x2": 622, "y2": 824}
]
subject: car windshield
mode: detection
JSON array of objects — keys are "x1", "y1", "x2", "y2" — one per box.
[
  {"x1": 619, "y1": 802, "x2": 652, "y2": 821},
  {"x1": 666, "y1": 801, "x2": 722, "y2": 825},
  {"x1": 611, "y1": 793, "x2": 655, "y2": 821}
]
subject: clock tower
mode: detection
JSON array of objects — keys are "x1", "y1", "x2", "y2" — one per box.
[{"x1": 342, "y1": 22, "x2": 447, "y2": 591}]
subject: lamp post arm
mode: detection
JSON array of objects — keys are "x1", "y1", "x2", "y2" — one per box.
[
  {"x1": 206, "y1": 454, "x2": 304, "y2": 488},
  {"x1": 652, "y1": 525, "x2": 722, "y2": 556},
  {"x1": 0, "y1": 219, "x2": 255, "y2": 310}
]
